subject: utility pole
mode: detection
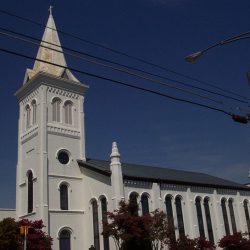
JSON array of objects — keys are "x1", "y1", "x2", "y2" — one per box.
[{"x1": 19, "y1": 225, "x2": 34, "y2": 250}]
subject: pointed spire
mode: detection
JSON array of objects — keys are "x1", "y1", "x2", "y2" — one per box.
[
  {"x1": 48, "y1": 5, "x2": 53, "y2": 16},
  {"x1": 110, "y1": 142, "x2": 121, "y2": 164},
  {"x1": 27, "y1": 9, "x2": 78, "y2": 82}
]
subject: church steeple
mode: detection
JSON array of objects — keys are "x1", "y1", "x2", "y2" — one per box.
[{"x1": 25, "y1": 8, "x2": 78, "y2": 82}]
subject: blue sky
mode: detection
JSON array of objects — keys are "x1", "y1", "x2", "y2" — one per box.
[{"x1": 0, "y1": 0, "x2": 249, "y2": 208}]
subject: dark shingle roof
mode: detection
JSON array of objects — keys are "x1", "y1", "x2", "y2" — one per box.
[{"x1": 77, "y1": 159, "x2": 250, "y2": 191}]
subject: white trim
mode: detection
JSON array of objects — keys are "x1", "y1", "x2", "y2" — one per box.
[
  {"x1": 48, "y1": 174, "x2": 82, "y2": 180},
  {"x1": 49, "y1": 209, "x2": 84, "y2": 214}
]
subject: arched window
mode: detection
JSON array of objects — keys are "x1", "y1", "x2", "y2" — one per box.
[
  {"x1": 165, "y1": 195, "x2": 176, "y2": 241},
  {"x1": 92, "y1": 199, "x2": 100, "y2": 250},
  {"x1": 64, "y1": 101, "x2": 73, "y2": 125},
  {"x1": 25, "y1": 105, "x2": 31, "y2": 129},
  {"x1": 100, "y1": 196, "x2": 109, "y2": 250},
  {"x1": 141, "y1": 193, "x2": 149, "y2": 215},
  {"x1": 27, "y1": 171, "x2": 33, "y2": 213},
  {"x1": 60, "y1": 184, "x2": 68, "y2": 210},
  {"x1": 221, "y1": 198, "x2": 230, "y2": 235},
  {"x1": 228, "y1": 199, "x2": 237, "y2": 233},
  {"x1": 244, "y1": 200, "x2": 250, "y2": 233},
  {"x1": 59, "y1": 229, "x2": 71, "y2": 250},
  {"x1": 175, "y1": 196, "x2": 185, "y2": 238},
  {"x1": 195, "y1": 197, "x2": 205, "y2": 238},
  {"x1": 52, "y1": 97, "x2": 61, "y2": 122},
  {"x1": 204, "y1": 197, "x2": 214, "y2": 243},
  {"x1": 129, "y1": 192, "x2": 139, "y2": 216},
  {"x1": 31, "y1": 100, "x2": 37, "y2": 125}
]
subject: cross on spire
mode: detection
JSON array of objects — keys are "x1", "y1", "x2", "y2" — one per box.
[{"x1": 48, "y1": 5, "x2": 53, "y2": 15}]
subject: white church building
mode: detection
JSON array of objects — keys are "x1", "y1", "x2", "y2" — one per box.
[{"x1": 1, "y1": 11, "x2": 250, "y2": 250}]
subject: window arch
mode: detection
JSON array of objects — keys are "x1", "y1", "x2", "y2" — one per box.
[
  {"x1": 52, "y1": 97, "x2": 61, "y2": 122},
  {"x1": 31, "y1": 100, "x2": 37, "y2": 125},
  {"x1": 165, "y1": 195, "x2": 176, "y2": 241},
  {"x1": 221, "y1": 198, "x2": 230, "y2": 235},
  {"x1": 59, "y1": 229, "x2": 71, "y2": 250},
  {"x1": 175, "y1": 196, "x2": 185, "y2": 238},
  {"x1": 64, "y1": 101, "x2": 73, "y2": 125},
  {"x1": 60, "y1": 184, "x2": 68, "y2": 210},
  {"x1": 100, "y1": 196, "x2": 109, "y2": 250},
  {"x1": 204, "y1": 197, "x2": 214, "y2": 243},
  {"x1": 27, "y1": 171, "x2": 33, "y2": 213},
  {"x1": 141, "y1": 193, "x2": 150, "y2": 215},
  {"x1": 243, "y1": 200, "x2": 250, "y2": 233},
  {"x1": 91, "y1": 199, "x2": 100, "y2": 250},
  {"x1": 129, "y1": 192, "x2": 139, "y2": 216},
  {"x1": 228, "y1": 198, "x2": 237, "y2": 233},
  {"x1": 25, "y1": 105, "x2": 31, "y2": 129},
  {"x1": 195, "y1": 197, "x2": 205, "y2": 238}
]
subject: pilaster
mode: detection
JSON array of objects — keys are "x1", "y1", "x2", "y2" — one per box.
[{"x1": 110, "y1": 142, "x2": 124, "y2": 209}]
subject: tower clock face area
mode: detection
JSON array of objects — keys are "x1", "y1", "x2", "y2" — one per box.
[{"x1": 57, "y1": 150, "x2": 70, "y2": 165}]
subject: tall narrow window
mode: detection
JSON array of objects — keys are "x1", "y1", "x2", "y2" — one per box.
[
  {"x1": 204, "y1": 197, "x2": 214, "y2": 243},
  {"x1": 64, "y1": 101, "x2": 73, "y2": 124},
  {"x1": 175, "y1": 196, "x2": 185, "y2": 238},
  {"x1": 100, "y1": 196, "x2": 109, "y2": 250},
  {"x1": 27, "y1": 171, "x2": 33, "y2": 213},
  {"x1": 221, "y1": 198, "x2": 230, "y2": 235},
  {"x1": 165, "y1": 195, "x2": 176, "y2": 241},
  {"x1": 129, "y1": 192, "x2": 139, "y2": 216},
  {"x1": 59, "y1": 229, "x2": 71, "y2": 250},
  {"x1": 195, "y1": 197, "x2": 205, "y2": 238},
  {"x1": 141, "y1": 193, "x2": 149, "y2": 215},
  {"x1": 244, "y1": 200, "x2": 250, "y2": 233},
  {"x1": 31, "y1": 100, "x2": 37, "y2": 125},
  {"x1": 26, "y1": 105, "x2": 31, "y2": 129},
  {"x1": 52, "y1": 98, "x2": 61, "y2": 122},
  {"x1": 228, "y1": 199, "x2": 237, "y2": 233},
  {"x1": 92, "y1": 199, "x2": 100, "y2": 250},
  {"x1": 60, "y1": 184, "x2": 68, "y2": 210}
]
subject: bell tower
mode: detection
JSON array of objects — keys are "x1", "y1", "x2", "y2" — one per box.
[{"x1": 15, "y1": 10, "x2": 88, "y2": 229}]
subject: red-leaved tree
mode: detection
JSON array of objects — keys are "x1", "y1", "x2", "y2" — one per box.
[
  {"x1": 102, "y1": 201, "x2": 171, "y2": 250},
  {"x1": 0, "y1": 218, "x2": 52, "y2": 250},
  {"x1": 102, "y1": 200, "x2": 150, "y2": 250},
  {"x1": 218, "y1": 232, "x2": 250, "y2": 250}
]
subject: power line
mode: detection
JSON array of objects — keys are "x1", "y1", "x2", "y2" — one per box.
[
  {"x1": 0, "y1": 8, "x2": 249, "y2": 102},
  {"x1": 0, "y1": 46, "x2": 233, "y2": 118},
  {"x1": 0, "y1": 26, "x2": 248, "y2": 105},
  {"x1": 0, "y1": 29, "x2": 225, "y2": 105}
]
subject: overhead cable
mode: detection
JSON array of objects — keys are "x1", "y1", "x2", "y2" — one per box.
[
  {"x1": 0, "y1": 8, "x2": 249, "y2": 101},
  {"x1": 0, "y1": 30, "x2": 225, "y2": 105},
  {"x1": 0, "y1": 26, "x2": 248, "y2": 105},
  {"x1": 0, "y1": 46, "x2": 233, "y2": 118}
]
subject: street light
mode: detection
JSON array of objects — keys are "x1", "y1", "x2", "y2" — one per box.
[
  {"x1": 185, "y1": 31, "x2": 250, "y2": 124},
  {"x1": 185, "y1": 31, "x2": 250, "y2": 62}
]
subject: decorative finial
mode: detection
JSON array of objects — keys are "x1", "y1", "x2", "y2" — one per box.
[
  {"x1": 110, "y1": 142, "x2": 120, "y2": 158},
  {"x1": 110, "y1": 142, "x2": 121, "y2": 165},
  {"x1": 48, "y1": 5, "x2": 53, "y2": 16}
]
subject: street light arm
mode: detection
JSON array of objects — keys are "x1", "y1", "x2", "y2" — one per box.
[{"x1": 185, "y1": 32, "x2": 250, "y2": 63}]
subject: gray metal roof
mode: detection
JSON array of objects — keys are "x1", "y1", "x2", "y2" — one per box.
[{"x1": 77, "y1": 159, "x2": 250, "y2": 191}]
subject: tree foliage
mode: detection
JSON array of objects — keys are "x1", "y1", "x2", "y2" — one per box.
[
  {"x1": 0, "y1": 217, "x2": 52, "y2": 250},
  {"x1": 169, "y1": 235, "x2": 215, "y2": 250},
  {"x1": 102, "y1": 201, "x2": 170, "y2": 250},
  {"x1": 0, "y1": 218, "x2": 20, "y2": 250},
  {"x1": 103, "y1": 200, "x2": 216, "y2": 250},
  {"x1": 218, "y1": 232, "x2": 250, "y2": 250}
]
